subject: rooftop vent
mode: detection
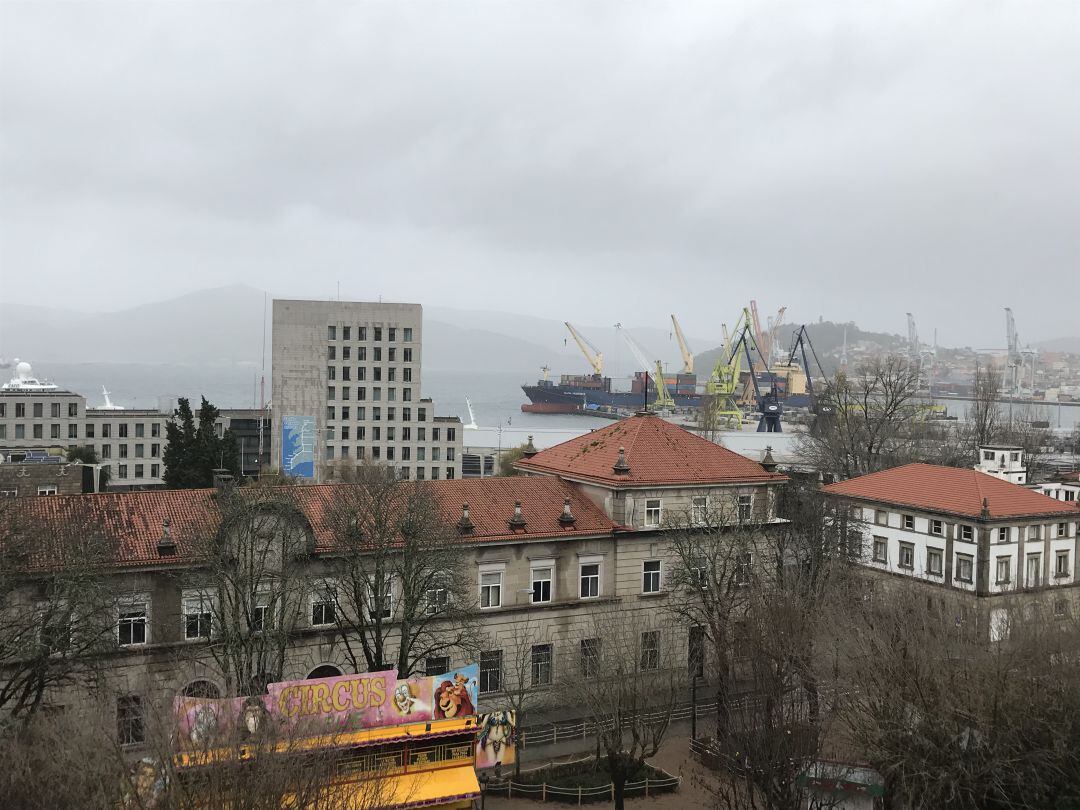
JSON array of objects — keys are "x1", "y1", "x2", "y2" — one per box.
[
  {"x1": 761, "y1": 446, "x2": 778, "y2": 473},
  {"x1": 522, "y1": 435, "x2": 538, "y2": 458},
  {"x1": 157, "y1": 518, "x2": 177, "y2": 556},
  {"x1": 558, "y1": 497, "x2": 576, "y2": 526},
  {"x1": 508, "y1": 500, "x2": 527, "y2": 530},
  {"x1": 612, "y1": 446, "x2": 631, "y2": 476},
  {"x1": 457, "y1": 503, "x2": 475, "y2": 534}
]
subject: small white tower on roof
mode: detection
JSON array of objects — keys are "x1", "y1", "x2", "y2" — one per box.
[{"x1": 975, "y1": 445, "x2": 1027, "y2": 485}]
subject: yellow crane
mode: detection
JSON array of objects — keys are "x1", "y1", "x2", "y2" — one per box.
[
  {"x1": 705, "y1": 308, "x2": 750, "y2": 428},
  {"x1": 564, "y1": 322, "x2": 603, "y2": 376},
  {"x1": 618, "y1": 326, "x2": 676, "y2": 410},
  {"x1": 670, "y1": 314, "x2": 694, "y2": 375}
]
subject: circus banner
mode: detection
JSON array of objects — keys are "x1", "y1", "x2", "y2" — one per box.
[{"x1": 174, "y1": 665, "x2": 479, "y2": 751}]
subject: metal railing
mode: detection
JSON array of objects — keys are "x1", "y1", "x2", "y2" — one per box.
[{"x1": 485, "y1": 774, "x2": 681, "y2": 804}]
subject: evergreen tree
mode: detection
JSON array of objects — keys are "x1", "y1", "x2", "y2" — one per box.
[{"x1": 164, "y1": 397, "x2": 239, "y2": 488}]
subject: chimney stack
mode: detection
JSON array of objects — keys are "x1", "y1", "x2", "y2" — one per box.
[
  {"x1": 212, "y1": 469, "x2": 235, "y2": 497},
  {"x1": 523, "y1": 435, "x2": 538, "y2": 457},
  {"x1": 508, "y1": 500, "x2": 527, "y2": 529},
  {"x1": 457, "y1": 503, "x2": 475, "y2": 534},
  {"x1": 558, "y1": 497, "x2": 576, "y2": 526},
  {"x1": 156, "y1": 518, "x2": 177, "y2": 556},
  {"x1": 612, "y1": 446, "x2": 631, "y2": 476}
]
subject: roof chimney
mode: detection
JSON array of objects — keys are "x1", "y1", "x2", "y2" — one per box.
[
  {"x1": 612, "y1": 446, "x2": 631, "y2": 476},
  {"x1": 457, "y1": 503, "x2": 475, "y2": 534},
  {"x1": 156, "y1": 518, "x2": 177, "y2": 556},
  {"x1": 558, "y1": 497, "x2": 576, "y2": 526},
  {"x1": 761, "y1": 446, "x2": 778, "y2": 473},
  {"x1": 523, "y1": 435, "x2": 538, "y2": 457},
  {"x1": 508, "y1": 500, "x2": 527, "y2": 529},
  {"x1": 981, "y1": 497, "x2": 991, "y2": 520},
  {"x1": 212, "y1": 469, "x2": 235, "y2": 497}
]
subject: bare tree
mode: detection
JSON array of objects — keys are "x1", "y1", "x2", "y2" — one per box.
[
  {"x1": 321, "y1": 464, "x2": 481, "y2": 676},
  {"x1": 799, "y1": 356, "x2": 921, "y2": 480},
  {"x1": 836, "y1": 580, "x2": 1080, "y2": 809},
  {"x1": 969, "y1": 362, "x2": 1003, "y2": 449},
  {"x1": 501, "y1": 614, "x2": 551, "y2": 776},
  {"x1": 570, "y1": 608, "x2": 681, "y2": 810},
  {"x1": 0, "y1": 501, "x2": 115, "y2": 723},
  {"x1": 180, "y1": 488, "x2": 313, "y2": 696}
]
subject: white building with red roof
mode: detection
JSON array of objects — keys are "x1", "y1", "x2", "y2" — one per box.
[{"x1": 822, "y1": 448, "x2": 1080, "y2": 625}]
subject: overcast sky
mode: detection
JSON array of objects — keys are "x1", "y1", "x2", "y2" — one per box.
[{"x1": 1, "y1": 1, "x2": 1077, "y2": 349}]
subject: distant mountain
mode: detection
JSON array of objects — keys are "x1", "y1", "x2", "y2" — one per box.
[{"x1": 1035, "y1": 336, "x2": 1080, "y2": 354}]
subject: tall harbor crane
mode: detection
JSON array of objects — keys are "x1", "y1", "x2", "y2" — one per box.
[
  {"x1": 564, "y1": 322, "x2": 604, "y2": 376},
  {"x1": 728, "y1": 316, "x2": 782, "y2": 432},
  {"x1": 705, "y1": 308, "x2": 750, "y2": 429},
  {"x1": 670, "y1": 314, "x2": 694, "y2": 374},
  {"x1": 784, "y1": 325, "x2": 829, "y2": 419},
  {"x1": 618, "y1": 326, "x2": 675, "y2": 409}
]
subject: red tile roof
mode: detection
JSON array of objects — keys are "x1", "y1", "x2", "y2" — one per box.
[
  {"x1": 514, "y1": 413, "x2": 787, "y2": 487},
  {"x1": 822, "y1": 463, "x2": 1080, "y2": 520},
  {"x1": 1, "y1": 477, "x2": 614, "y2": 569}
]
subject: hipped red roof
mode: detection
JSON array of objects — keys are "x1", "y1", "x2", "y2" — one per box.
[
  {"x1": 514, "y1": 413, "x2": 786, "y2": 487},
  {"x1": 822, "y1": 463, "x2": 1080, "y2": 520},
  {"x1": 1, "y1": 477, "x2": 613, "y2": 569}
]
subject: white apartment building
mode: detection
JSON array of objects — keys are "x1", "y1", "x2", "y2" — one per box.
[
  {"x1": 271, "y1": 299, "x2": 462, "y2": 483},
  {"x1": 823, "y1": 449, "x2": 1080, "y2": 638}
]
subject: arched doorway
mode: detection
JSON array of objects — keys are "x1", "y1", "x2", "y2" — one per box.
[
  {"x1": 307, "y1": 664, "x2": 343, "y2": 680},
  {"x1": 181, "y1": 679, "x2": 221, "y2": 699}
]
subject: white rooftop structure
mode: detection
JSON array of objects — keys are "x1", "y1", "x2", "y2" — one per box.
[{"x1": 975, "y1": 445, "x2": 1027, "y2": 484}]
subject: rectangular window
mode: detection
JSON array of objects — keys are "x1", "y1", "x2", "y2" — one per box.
[
  {"x1": 875, "y1": 510, "x2": 887, "y2": 526},
  {"x1": 135, "y1": 443, "x2": 144, "y2": 457},
  {"x1": 955, "y1": 554, "x2": 974, "y2": 583},
  {"x1": 368, "y1": 579, "x2": 392, "y2": 620},
  {"x1": 117, "y1": 696, "x2": 145, "y2": 746},
  {"x1": 996, "y1": 556, "x2": 1011, "y2": 584},
  {"x1": 1056, "y1": 551, "x2": 1070, "y2": 578},
  {"x1": 134, "y1": 464, "x2": 144, "y2": 479},
  {"x1": 327, "y1": 365, "x2": 336, "y2": 380},
  {"x1": 85, "y1": 424, "x2": 94, "y2": 439},
  {"x1": 961, "y1": 525, "x2": 974, "y2": 541},
  {"x1": 735, "y1": 551, "x2": 753, "y2": 586},
  {"x1": 311, "y1": 588, "x2": 337, "y2": 627},
  {"x1": 33, "y1": 424, "x2": 42, "y2": 439},
  {"x1": 151, "y1": 423, "x2": 160, "y2": 438},
  {"x1": 328, "y1": 325, "x2": 336, "y2": 340},
  {"x1": 33, "y1": 403, "x2": 43, "y2": 418},
  {"x1": 998, "y1": 527, "x2": 1009, "y2": 542},
  {"x1": 1055, "y1": 599, "x2": 1071, "y2": 619},
  {"x1": 927, "y1": 548, "x2": 943, "y2": 576},
  {"x1": 119, "y1": 444, "x2": 128, "y2": 458},
  {"x1": 37, "y1": 485, "x2": 58, "y2": 496},
  {"x1": 692, "y1": 496, "x2": 707, "y2": 525},
  {"x1": 151, "y1": 464, "x2": 160, "y2": 478},
  {"x1": 898, "y1": 542, "x2": 915, "y2": 569},
  {"x1": 328, "y1": 345, "x2": 336, "y2": 360},
  {"x1": 580, "y1": 637, "x2": 601, "y2": 679},
  {"x1": 931, "y1": 520, "x2": 943, "y2": 536},
  {"x1": 480, "y1": 571, "x2": 502, "y2": 609},
  {"x1": 15, "y1": 403, "x2": 24, "y2": 417},
  {"x1": 580, "y1": 562, "x2": 600, "y2": 598},
  {"x1": 374, "y1": 327, "x2": 382, "y2": 341},
  {"x1": 1026, "y1": 554, "x2": 1042, "y2": 587},
  {"x1": 642, "y1": 560, "x2": 661, "y2": 593},
  {"x1": 68, "y1": 402, "x2": 79, "y2": 417},
  {"x1": 359, "y1": 326, "x2": 367, "y2": 341},
  {"x1": 50, "y1": 423, "x2": 60, "y2": 439},
  {"x1": 14, "y1": 425, "x2": 23, "y2": 439},
  {"x1": 183, "y1": 592, "x2": 213, "y2": 640},
  {"x1": 738, "y1": 494, "x2": 754, "y2": 523},
  {"x1": 531, "y1": 643, "x2": 553, "y2": 686},
  {"x1": 68, "y1": 424, "x2": 78, "y2": 439},
  {"x1": 531, "y1": 565, "x2": 553, "y2": 604},
  {"x1": 50, "y1": 402, "x2": 60, "y2": 418},
  {"x1": 100, "y1": 444, "x2": 111, "y2": 458},
  {"x1": 644, "y1": 499, "x2": 662, "y2": 526},
  {"x1": 251, "y1": 598, "x2": 275, "y2": 633},
  {"x1": 118, "y1": 464, "x2": 128, "y2": 479},
  {"x1": 640, "y1": 630, "x2": 660, "y2": 671},
  {"x1": 903, "y1": 514, "x2": 915, "y2": 530},
  {"x1": 688, "y1": 625, "x2": 705, "y2": 677},
  {"x1": 117, "y1": 601, "x2": 148, "y2": 646},
  {"x1": 479, "y1": 650, "x2": 502, "y2": 693},
  {"x1": 342, "y1": 326, "x2": 351, "y2": 341},
  {"x1": 135, "y1": 423, "x2": 145, "y2": 438},
  {"x1": 425, "y1": 656, "x2": 450, "y2": 677},
  {"x1": 118, "y1": 424, "x2": 128, "y2": 438},
  {"x1": 1058, "y1": 522, "x2": 1069, "y2": 538},
  {"x1": 425, "y1": 581, "x2": 449, "y2": 615}
]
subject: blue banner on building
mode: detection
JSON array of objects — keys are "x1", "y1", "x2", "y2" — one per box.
[{"x1": 281, "y1": 415, "x2": 316, "y2": 479}]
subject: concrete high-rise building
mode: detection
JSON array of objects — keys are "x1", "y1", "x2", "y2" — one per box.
[{"x1": 271, "y1": 299, "x2": 462, "y2": 482}]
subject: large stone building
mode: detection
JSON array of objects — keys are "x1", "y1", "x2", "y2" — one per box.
[
  {"x1": 0, "y1": 414, "x2": 785, "y2": 751},
  {"x1": 272, "y1": 299, "x2": 462, "y2": 482},
  {"x1": 823, "y1": 449, "x2": 1080, "y2": 640}
]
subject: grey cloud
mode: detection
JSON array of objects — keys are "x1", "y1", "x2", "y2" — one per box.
[{"x1": 1, "y1": 1, "x2": 1077, "y2": 349}]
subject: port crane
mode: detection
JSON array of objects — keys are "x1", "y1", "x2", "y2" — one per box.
[
  {"x1": 564, "y1": 322, "x2": 604, "y2": 376},
  {"x1": 728, "y1": 315, "x2": 782, "y2": 432},
  {"x1": 670, "y1": 314, "x2": 694, "y2": 374},
  {"x1": 617, "y1": 326, "x2": 675, "y2": 409},
  {"x1": 1004, "y1": 308, "x2": 1037, "y2": 397},
  {"x1": 704, "y1": 309, "x2": 749, "y2": 430},
  {"x1": 783, "y1": 325, "x2": 830, "y2": 420}
]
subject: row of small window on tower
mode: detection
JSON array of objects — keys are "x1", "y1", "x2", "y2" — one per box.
[
  {"x1": 326, "y1": 364, "x2": 413, "y2": 382},
  {"x1": 327, "y1": 325, "x2": 413, "y2": 342},
  {"x1": 871, "y1": 508, "x2": 1076, "y2": 541},
  {"x1": 477, "y1": 556, "x2": 669, "y2": 610},
  {"x1": 327, "y1": 385, "x2": 413, "y2": 403},
  {"x1": 0, "y1": 401, "x2": 80, "y2": 419},
  {"x1": 872, "y1": 536, "x2": 1072, "y2": 586},
  {"x1": 325, "y1": 444, "x2": 454, "y2": 462}
]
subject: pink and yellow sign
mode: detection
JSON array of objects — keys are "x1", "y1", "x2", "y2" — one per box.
[{"x1": 174, "y1": 665, "x2": 479, "y2": 750}]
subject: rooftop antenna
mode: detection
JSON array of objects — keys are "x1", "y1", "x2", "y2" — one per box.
[{"x1": 257, "y1": 292, "x2": 267, "y2": 472}]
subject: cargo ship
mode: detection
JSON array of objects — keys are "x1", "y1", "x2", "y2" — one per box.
[{"x1": 521, "y1": 371, "x2": 701, "y2": 414}]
